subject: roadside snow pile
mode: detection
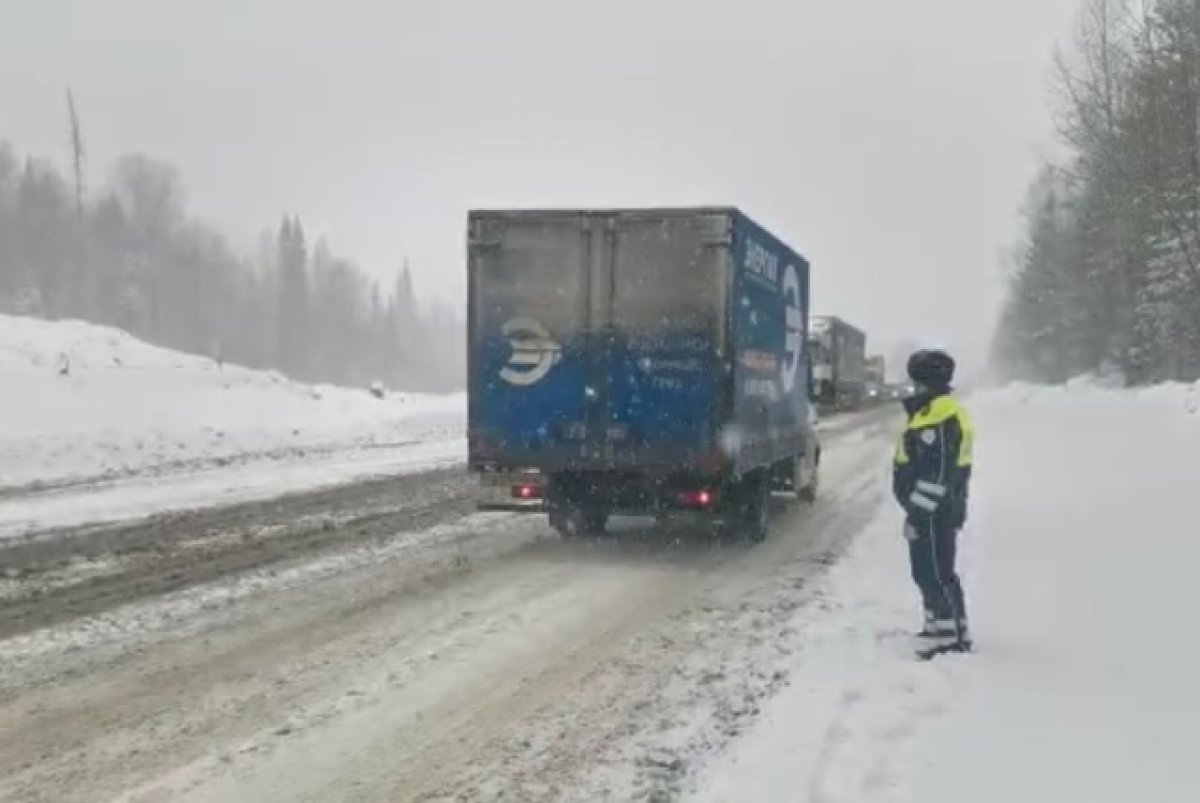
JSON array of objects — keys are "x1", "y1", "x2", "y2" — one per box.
[
  {"x1": 0, "y1": 315, "x2": 464, "y2": 490},
  {"x1": 691, "y1": 379, "x2": 1200, "y2": 803},
  {"x1": 687, "y1": 489, "x2": 969, "y2": 803},
  {"x1": 982, "y1": 374, "x2": 1200, "y2": 412}
]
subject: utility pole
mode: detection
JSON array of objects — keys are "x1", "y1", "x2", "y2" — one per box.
[{"x1": 67, "y1": 88, "x2": 88, "y2": 317}]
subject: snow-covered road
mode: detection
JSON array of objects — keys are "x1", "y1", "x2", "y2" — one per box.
[
  {"x1": 10, "y1": 313, "x2": 1194, "y2": 803},
  {"x1": 0, "y1": 409, "x2": 897, "y2": 803},
  {"x1": 691, "y1": 380, "x2": 1200, "y2": 803}
]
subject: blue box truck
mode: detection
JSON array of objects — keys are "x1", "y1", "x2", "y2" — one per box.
[{"x1": 468, "y1": 207, "x2": 820, "y2": 541}]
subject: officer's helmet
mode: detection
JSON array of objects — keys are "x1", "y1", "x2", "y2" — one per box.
[{"x1": 907, "y1": 349, "x2": 955, "y2": 390}]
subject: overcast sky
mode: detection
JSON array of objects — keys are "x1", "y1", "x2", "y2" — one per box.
[{"x1": 2, "y1": 0, "x2": 1081, "y2": 374}]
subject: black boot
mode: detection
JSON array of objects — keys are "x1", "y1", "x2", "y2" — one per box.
[{"x1": 916, "y1": 621, "x2": 972, "y2": 659}]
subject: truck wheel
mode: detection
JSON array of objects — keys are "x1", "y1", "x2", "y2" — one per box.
[
  {"x1": 549, "y1": 510, "x2": 573, "y2": 538},
  {"x1": 739, "y1": 474, "x2": 770, "y2": 544},
  {"x1": 798, "y1": 472, "x2": 819, "y2": 502},
  {"x1": 798, "y1": 457, "x2": 820, "y2": 503}
]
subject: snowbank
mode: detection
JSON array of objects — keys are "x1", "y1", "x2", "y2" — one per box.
[
  {"x1": 691, "y1": 380, "x2": 1200, "y2": 802},
  {"x1": 0, "y1": 315, "x2": 464, "y2": 490},
  {"x1": 689, "y1": 493, "x2": 970, "y2": 803},
  {"x1": 983, "y1": 374, "x2": 1200, "y2": 410}
]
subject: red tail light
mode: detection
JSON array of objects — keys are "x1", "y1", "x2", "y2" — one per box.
[
  {"x1": 677, "y1": 489, "x2": 715, "y2": 508},
  {"x1": 513, "y1": 484, "x2": 543, "y2": 500}
]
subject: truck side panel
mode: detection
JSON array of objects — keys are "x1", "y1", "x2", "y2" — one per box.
[{"x1": 728, "y1": 211, "x2": 811, "y2": 473}]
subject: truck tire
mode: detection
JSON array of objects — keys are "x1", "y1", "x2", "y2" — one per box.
[
  {"x1": 798, "y1": 454, "x2": 820, "y2": 503},
  {"x1": 738, "y1": 473, "x2": 770, "y2": 544},
  {"x1": 549, "y1": 510, "x2": 572, "y2": 538}
]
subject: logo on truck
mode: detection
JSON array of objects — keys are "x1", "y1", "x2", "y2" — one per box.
[
  {"x1": 781, "y1": 264, "x2": 803, "y2": 394},
  {"x1": 499, "y1": 317, "x2": 562, "y2": 386}
]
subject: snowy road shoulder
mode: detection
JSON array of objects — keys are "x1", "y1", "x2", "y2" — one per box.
[
  {"x1": 0, "y1": 314, "x2": 466, "y2": 537},
  {"x1": 0, "y1": 436, "x2": 465, "y2": 540},
  {"x1": 687, "y1": 499, "x2": 972, "y2": 803},
  {"x1": 692, "y1": 380, "x2": 1200, "y2": 803}
]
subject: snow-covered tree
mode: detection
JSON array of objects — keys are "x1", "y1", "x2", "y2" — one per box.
[{"x1": 997, "y1": 0, "x2": 1200, "y2": 384}]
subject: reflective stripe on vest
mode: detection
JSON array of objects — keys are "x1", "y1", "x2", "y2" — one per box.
[{"x1": 904, "y1": 396, "x2": 974, "y2": 468}]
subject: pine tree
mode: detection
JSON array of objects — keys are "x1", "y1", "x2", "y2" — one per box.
[
  {"x1": 276, "y1": 216, "x2": 311, "y2": 378},
  {"x1": 15, "y1": 158, "x2": 72, "y2": 317},
  {"x1": 0, "y1": 143, "x2": 17, "y2": 309}
]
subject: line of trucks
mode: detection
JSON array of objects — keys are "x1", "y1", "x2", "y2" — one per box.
[{"x1": 467, "y1": 207, "x2": 904, "y2": 541}]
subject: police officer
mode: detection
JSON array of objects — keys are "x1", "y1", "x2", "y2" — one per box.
[{"x1": 893, "y1": 349, "x2": 974, "y2": 653}]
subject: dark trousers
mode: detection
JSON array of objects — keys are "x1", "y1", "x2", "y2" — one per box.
[{"x1": 908, "y1": 520, "x2": 968, "y2": 632}]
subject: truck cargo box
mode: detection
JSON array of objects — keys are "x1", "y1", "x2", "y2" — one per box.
[
  {"x1": 468, "y1": 207, "x2": 811, "y2": 480},
  {"x1": 809, "y1": 315, "x2": 867, "y2": 410}
]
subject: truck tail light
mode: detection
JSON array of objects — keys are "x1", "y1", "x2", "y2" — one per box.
[
  {"x1": 678, "y1": 489, "x2": 715, "y2": 508},
  {"x1": 513, "y1": 483, "x2": 543, "y2": 500}
]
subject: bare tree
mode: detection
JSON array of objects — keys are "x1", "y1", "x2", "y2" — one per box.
[{"x1": 0, "y1": 135, "x2": 463, "y2": 391}]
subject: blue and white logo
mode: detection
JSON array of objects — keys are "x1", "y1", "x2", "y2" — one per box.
[
  {"x1": 499, "y1": 317, "x2": 562, "y2": 387},
  {"x1": 781, "y1": 264, "x2": 803, "y2": 394}
]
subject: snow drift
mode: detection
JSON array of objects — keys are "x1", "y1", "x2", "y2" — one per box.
[
  {"x1": 691, "y1": 378, "x2": 1200, "y2": 803},
  {"x1": 0, "y1": 314, "x2": 464, "y2": 491}
]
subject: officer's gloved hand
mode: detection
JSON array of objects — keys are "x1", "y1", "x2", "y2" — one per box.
[{"x1": 952, "y1": 507, "x2": 967, "y2": 531}]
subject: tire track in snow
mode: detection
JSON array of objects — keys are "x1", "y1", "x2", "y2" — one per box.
[{"x1": 0, "y1": 468, "x2": 474, "y2": 639}]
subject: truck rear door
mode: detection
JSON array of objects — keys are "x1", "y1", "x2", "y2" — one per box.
[
  {"x1": 603, "y1": 212, "x2": 729, "y2": 468},
  {"x1": 469, "y1": 214, "x2": 597, "y2": 468}
]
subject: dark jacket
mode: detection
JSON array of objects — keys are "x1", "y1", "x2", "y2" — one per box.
[{"x1": 893, "y1": 390, "x2": 974, "y2": 529}]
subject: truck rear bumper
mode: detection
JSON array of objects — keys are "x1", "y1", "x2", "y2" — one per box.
[
  {"x1": 476, "y1": 466, "x2": 776, "y2": 517},
  {"x1": 477, "y1": 499, "x2": 547, "y2": 514}
]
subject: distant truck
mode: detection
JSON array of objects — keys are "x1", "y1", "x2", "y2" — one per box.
[
  {"x1": 865, "y1": 355, "x2": 886, "y2": 386},
  {"x1": 864, "y1": 355, "x2": 886, "y2": 404},
  {"x1": 808, "y1": 316, "x2": 867, "y2": 411},
  {"x1": 468, "y1": 207, "x2": 821, "y2": 542}
]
